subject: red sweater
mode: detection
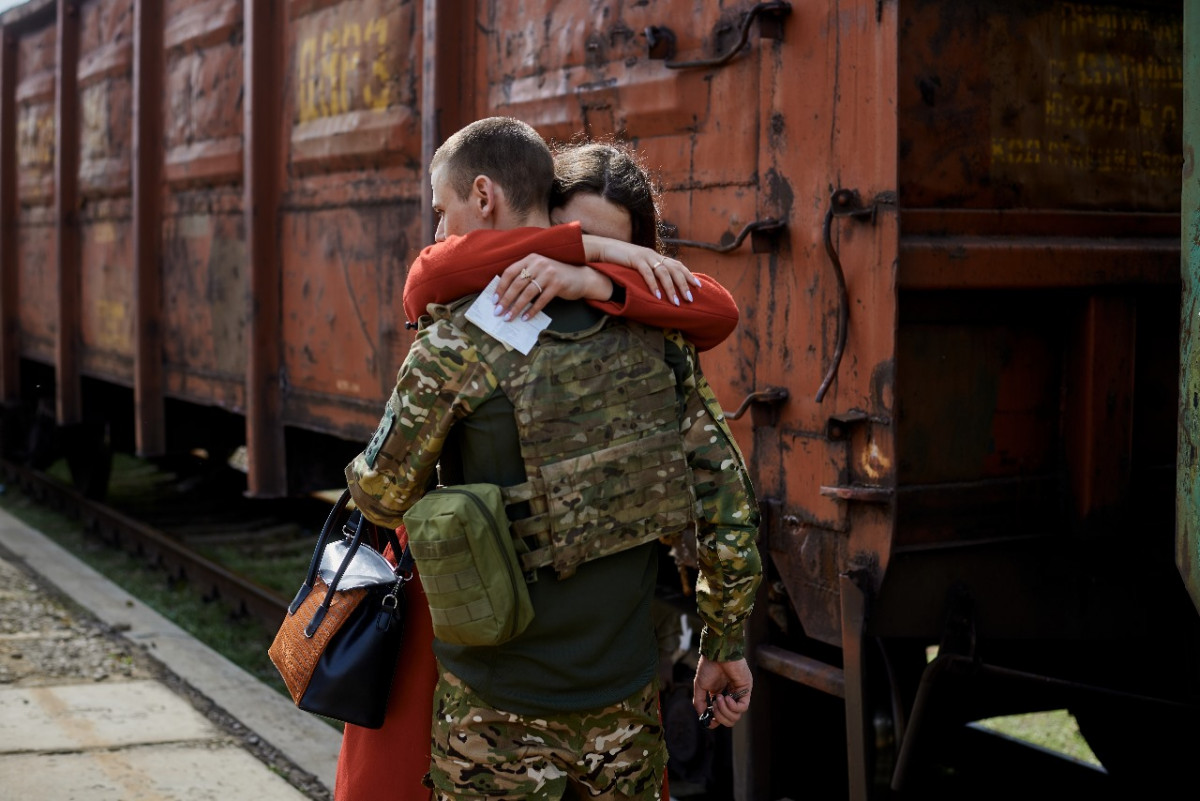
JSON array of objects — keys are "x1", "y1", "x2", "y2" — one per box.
[{"x1": 402, "y1": 223, "x2": 739, "y2": 351}]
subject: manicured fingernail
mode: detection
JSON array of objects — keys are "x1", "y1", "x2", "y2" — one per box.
[
  {"x1": 506, "y1": 311, "x2": 515, "y2": 321},
  {"x1": 494, "y1": 305, "x2": 505, "y2": 316},
  {"x1": 521, "y1": 313, "x2": 530, "y2": 321},
  {"x1": 492, "y1": 294, "x2": 500, "y2": 304},
  {"x1": 673, "y1": 296, "x2": 680, "y2": 306},
  {"x1": 655, "y1": 290, "x2": 662, "y2": 300},
  {"x1": 685, "y1": 291, "x2": 694, "y2": 302}
]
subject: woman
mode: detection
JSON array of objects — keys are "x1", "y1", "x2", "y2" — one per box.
[{"x1": 335, "y1": 141, "x2": 738, "y2": 801}]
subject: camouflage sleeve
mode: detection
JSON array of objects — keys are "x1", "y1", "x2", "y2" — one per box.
[
  {"x1": 666, "y1": 330, "x2": 762, "y2": 662},
  {"x1": 345, "y1": 320, "x2": 499, "y2": 529}
]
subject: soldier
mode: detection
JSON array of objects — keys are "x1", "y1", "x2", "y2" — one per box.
[{"x1": 346, "y1": 117, "x2": 761, "y2": 800}]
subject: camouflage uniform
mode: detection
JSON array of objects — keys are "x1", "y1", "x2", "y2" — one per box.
[
  {"x1": 429, "y1": 667, "x2": 665, "y2": 800},
  {"x1": 347, "y1": 299, "x2": 761, "y2": 797}
]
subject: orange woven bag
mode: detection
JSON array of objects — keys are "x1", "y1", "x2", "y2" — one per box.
[{"x1": 269, "y1": 579, "x2": 368, "y2": 703}]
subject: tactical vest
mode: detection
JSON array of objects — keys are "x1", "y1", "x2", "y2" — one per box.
[{"x1": 438, "y1": 302, "x2": 697, "y2": 579}]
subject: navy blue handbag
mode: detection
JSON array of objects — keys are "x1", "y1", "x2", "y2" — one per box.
[{"x1": 268, "y1": 490, "x2": 413, "y2": 728}]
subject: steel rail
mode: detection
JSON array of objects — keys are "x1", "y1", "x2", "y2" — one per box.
[{"x1": 1, "y1": 460, "x2": 290, "y2": 631}]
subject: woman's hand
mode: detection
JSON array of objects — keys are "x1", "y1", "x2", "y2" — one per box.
[
  {"x1": 582, "y1": 235, "x2": 700, "y2": 306},
  {"x1": 492, "y1": 255, "x2": 614, "y2": 321}
]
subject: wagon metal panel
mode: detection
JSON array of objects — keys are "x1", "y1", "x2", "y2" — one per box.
[
  {"x1": 279, "y1": 206, "x2": 409, "y2": 440},
  {"x1": 756, "y1": 0, "x2": 899, "y2": 653},
  {"x1": 14, "y1": 21, "x2": 56, "y2": 367},
  {"x1": 78, "y1": 0, "x2": 132, "y2": 196},
  {"x1": 160, "y1": 0, "x2": 245, "y2": 412},
  {"x1": 900, "y1": 0, "x2": 1183, "y2": 213},
  {"x1": 161, "y1": 206, "x2": 247, "y2": 411},
  {"x1": 279, "y1": 0, "x2": 420, "y2": 442},
  {"x1": 15, "y1": 22, "x2": 54, "y2": 206},
  {"x1": 77, "y1": 0, "x2": 134, "y2": 386},
  {"x1": 1180, "y1": 0, "x2": 1199, "y2": 613},
  {"x1": 0, "y1": 32, "x2": 14, "y2": 402},
  {"x1": 15, "y1": 212, "x2": 56, "y2": 365},
  {"x1": 162, "y1": 0, "x2": 243, "y2": 186},
  {"x1": 78, "y1": 207, "x2": 134, "y2": 381}
]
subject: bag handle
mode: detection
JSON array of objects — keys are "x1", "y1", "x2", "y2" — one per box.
[
  {"x1": 286, "y1": 489, "x2": 412, "y2": 638},
  {"x1": 287, "y1": 489, "x2": 353, "y2": 615},
  {"x1": 304, "y1": 506, "x2": 375, "y2": 637}
]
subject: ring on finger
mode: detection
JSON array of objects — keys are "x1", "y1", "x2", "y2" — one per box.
[
  {"x1": 519, "y1": 267, "x2": 532, "y2": 281},
  {"x1": 530, "y1": 277, "x2": 544, "y2": 293},
  {"x1": 652, "y1": 259, "x2": 666, "y2": 271}
]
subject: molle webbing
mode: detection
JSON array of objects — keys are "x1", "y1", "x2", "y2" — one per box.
[
  {"x1": 427, "y1": 573, "x2": 494, "y2": 631},
  {"x1": 456, "y1": 310, "x2": 696, "y2": 577},
  {"x1": 417, "y1": 537, "x2": 492, "y2": 630}
]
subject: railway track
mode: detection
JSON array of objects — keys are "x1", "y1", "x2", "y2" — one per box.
[{"x1": 0, "y1": 456, "x2": 325, "y2": 634}]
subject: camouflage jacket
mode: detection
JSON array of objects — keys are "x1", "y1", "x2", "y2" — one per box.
[{"x1": 346, "y1": 313, "x2": 762, "y2": 662}]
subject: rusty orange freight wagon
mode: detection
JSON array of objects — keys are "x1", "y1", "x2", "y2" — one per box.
[{"x1": 0, "y1": 0, "x2": 1195, "y2": 798}]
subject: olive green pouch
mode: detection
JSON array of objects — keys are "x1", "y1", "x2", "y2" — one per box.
[{"x1": 402, "y1": 483, "x2": 534, "y2": 646}]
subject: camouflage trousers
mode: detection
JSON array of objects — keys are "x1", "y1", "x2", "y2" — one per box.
[{"x1": 427, "y1": 668, "x2": 667, "y2": 800}]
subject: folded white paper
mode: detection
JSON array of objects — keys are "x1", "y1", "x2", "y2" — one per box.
[{"x1": 463, "y1": 275, "x2": 551, "y2": 355}]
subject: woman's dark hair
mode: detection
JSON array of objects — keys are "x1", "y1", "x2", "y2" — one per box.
[{"x1": 550, "y1": 141, "x2": 662, "y2": 251}]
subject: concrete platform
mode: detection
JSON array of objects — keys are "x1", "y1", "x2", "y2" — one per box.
[
  {"x1": 1, "y1": 741, "x2": 311, "y2": 800},
  {"x1": 0, "y1": 502, "x2": 344, "y2": 800}
]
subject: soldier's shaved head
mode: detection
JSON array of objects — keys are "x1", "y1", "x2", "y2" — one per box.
[{"x1": 431, "y1": 117, "x2": 554, "y2": 218}]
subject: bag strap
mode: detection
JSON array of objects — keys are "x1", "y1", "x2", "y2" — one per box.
[
  {"x1": 304, "y1": 507, "x2": 376, "y2": 637},
  {"x1": 390, "y1": 532, "x2": 414, "y2": 575},
  {"x1": 287, "y1": 488, "x2": 353, "y2": 615},
  {"x1": 287, "y1": 489, "x2": 414, "y2": 638}
]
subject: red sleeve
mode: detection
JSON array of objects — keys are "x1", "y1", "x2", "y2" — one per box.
[
  {"x1": 402, "y1": 224, "x2": 740, "y2": 351},
  {"x1": 402, "y1": 224, "x2": 588, "y2": 322},
  {"x1": 587, "y1": 267, "x2": 739, "y2": 351}
]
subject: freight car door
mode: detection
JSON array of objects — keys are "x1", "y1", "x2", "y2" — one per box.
[{"x1": 441, "y1": 2, "x2": 901, "y2": 653}]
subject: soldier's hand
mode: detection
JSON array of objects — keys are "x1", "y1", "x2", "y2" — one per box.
[{"x1": 693, "y1": 656, "x2": 752, "y2": 729}]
